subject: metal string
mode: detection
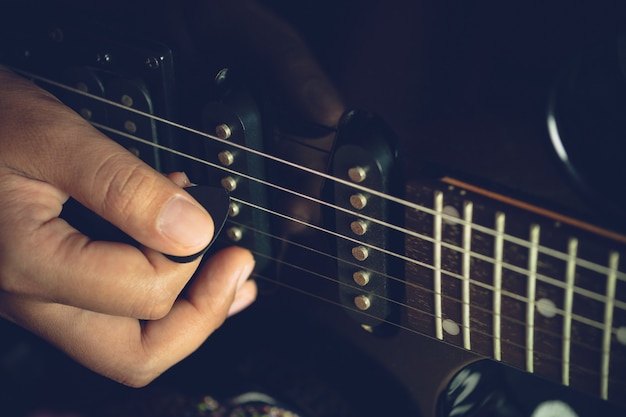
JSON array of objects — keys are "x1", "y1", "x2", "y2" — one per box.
[
  {"x1": 13, "y1": 67, "x2": 626, "y2": 281},
  {"x1": 14, "y1": 68, "x2": 626, "y2": 335}
]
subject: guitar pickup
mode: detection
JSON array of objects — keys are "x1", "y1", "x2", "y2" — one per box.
[
  {"x1": 327, "y1": 110, "x2": 403, "y2": 331},
  {"x1": 200, "y1": 69, "x2": 272, "y2": 268},
  {"x1": 0, "y1": 13, "x2": 177, "y2": 172}
]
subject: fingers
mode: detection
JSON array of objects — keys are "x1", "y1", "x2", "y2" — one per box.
[
  {"x1": 0, "y1": 247, "x2": 257, "y2": 387},
  {"x1": 0, "y1": 68, "x2": 213, "y2": 258},
  {"x1": 0, "y1": 68, "x2": 215, "y2": 318},
  {"x1": 0, "y1": 169, "x2": 201, "y2": 318},
  {"x1": 181, "y1": 0, "x2": 345, "y2": 127}
]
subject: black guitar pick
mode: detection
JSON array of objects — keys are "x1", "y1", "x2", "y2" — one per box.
[{"x1": 60, "y1": 186, "x2": 230, "y2": 263}]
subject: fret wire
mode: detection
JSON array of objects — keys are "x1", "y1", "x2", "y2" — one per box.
[
  {"x1": 601, "y1": 251, "x2": 619, "y2": 400},
  {"x1": 440, "y1": 215, "x2": 625, "y2": 280},
  {"x1": 22, "y1": 68, "x2": 626, "y2": 284},
  {"x1": 562, "y1": 238, "x2": 578, "y2": 386},
  {"x1": 251, "y1": 270, "x2": 595, "y2": 370},
  {"x1": 232, "y1": 196, "x2": 529, "y2": 311},
  {"x1": 229, "y1": 195, "x2": 442, "y2": 274},
  {"x1": 234, "y1": 219, "x2": 517, "y2": 328},
  {"x1": 493, "y1": 212, "x2": 505, "y2": 361},
  {"x1": 468, "y1": 249, "x2": 626, "y2": 311},
  {"x1": 251, "y1": 257, "x2": 615, "y2": 377},
  {"x1": 235, "y1": 219, "x2": 522, "y2": 334},
  {"x1": 462, "y1": 201, "x2": 473, "y2": 350},
  {"x1": 241, "y1": 211, "x2": 617, "y2": 330},
  {"x1": 234, "y1": 216, "x2": 617, "y2": 357},
  {"x1": 434, "y1": 191, "x2": 444, "y2": 340},
  {"x1": 242, "y1": 198, "x2": 622, "y2": 335},
  {"x1": 250, "y1": 270, "x2": 544, "y2": 358},
  {"x1": 526, "y1": 224, "x2": 540, "y2": 373}
]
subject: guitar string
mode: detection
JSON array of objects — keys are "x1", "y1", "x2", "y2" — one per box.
[
  {"x1": 17, "y1": 70, "x2": 626, "y2": 321},
  {"x1": 229, "y1": 220, "x2": 617, "y2": 352},
  {"x1": 231, "y1": 217, "x2": 621, "y2": 352},
  {"x1": 249, "y1": 262, "x2": 613, "y2": 379},
  {"x1": 19, "y1": 70, "x2": 624, "y2": 380},
  {"x1": 237, "y1": 203, "x2": 626, "y2": 388},
  {"x1": 16, "y1": 67, "x2": 626, "y2": 283},
  {"x1": 95, "y1": 117, "x2": 626, "y2": 318},
  {"x1": 226, "y1": 192, "x2": 626, "y2": 318},
  {"x1": 87, "y1": 116, "x2": 626, "y2": 308}
]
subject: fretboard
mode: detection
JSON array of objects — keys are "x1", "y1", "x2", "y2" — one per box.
[{"x1": 404, "y1": 177, "x2": 626, "y2": 407}]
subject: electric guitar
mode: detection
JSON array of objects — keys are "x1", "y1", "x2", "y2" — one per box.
[{"x1": 1, "y1": 1, "x2": 625, "y2": 416}]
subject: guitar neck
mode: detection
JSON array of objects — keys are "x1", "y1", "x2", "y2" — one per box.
[{"x1": 403, "y1": 175, "x2": 626, "y2": 405}]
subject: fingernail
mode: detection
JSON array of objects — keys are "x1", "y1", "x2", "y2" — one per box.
[
  {"x1": 158, "y1": 195, "x2": 213, "y2": 250},
  {"x1": 237, "y1": 260, "x2": 256, "y2": 289},
  {"x1": 228, "y1": 281, "x2": 257, "y2": 317},
  {"x1": 303, "y1": 78, "x2": 343, "y2": 126}
]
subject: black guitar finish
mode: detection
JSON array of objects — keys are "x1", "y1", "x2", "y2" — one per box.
[
  {"x1": 1, "y1": 1, "x2": 626, "y2": 417},
  {"x1": 549, "y1": 34, "x2": 626, "y2": 224}
]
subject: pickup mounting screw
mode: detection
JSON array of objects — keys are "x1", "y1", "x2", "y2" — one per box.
[
  {"x1": 352, "y1": 246, "x2": 369, "y2": 261},
  {"x1": 348, "y1": 166, "x2": 367, "y2": 183},
  {"x1": 75, "y1": 82, "x2": 88, "y2": 93},
  {"x1": 350, "y1": 193, "x2": 368, "y2": 210},
  {"x1": 79, "y1": 108, "x2": 92, "y2": 120},
  {"x1": 218, "y1": 150, "x2": 235, "y2": 166},
  {"x1": 227, "y1": 227, "x2": 243, "y2": 242},
  {"x1": 350, "y1": 220, "x2": 368, "y2": 235},
  {"x1": 96, "y1": 53, "x2": 111, "y2": 65},
  {"x1": 215, "y1": 124, "x2": 232, "y2": 140},
  {"x1": 220, "y1": 176, "x2": 238, "y2": 192},
  {"x1": 353, "y1": 270, "x2": 370, "y2": 286},
  {"x1": 124, "y1": 120, "x2": 137, "y2": 134},
  {"x1": 354, "y1": 295, "x2": 371, "y2": 311},
  {"x1": 145, "y1": 56, "x2": 160, "y2": 69},
  {"x1": 120, "y1": 94, "x2": 134, "y2": 107},
  {"x1": 228, "y1": 202, "x2": 240, "y2": 217}
]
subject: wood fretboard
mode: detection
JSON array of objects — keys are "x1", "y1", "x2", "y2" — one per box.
[{"x1": 404, "y1": 177, "x2": 626, "y2": 407}]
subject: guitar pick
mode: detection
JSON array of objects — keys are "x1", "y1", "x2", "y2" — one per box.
[{"x1": 60, "y1": 186, "x2": 230, "y2": 264}]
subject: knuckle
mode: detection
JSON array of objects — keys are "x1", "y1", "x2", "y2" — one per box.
[
  {"x1": 113, "y1": 358, "x2": 160, "y2": 388},
  {"x1": 92, "y1": 155, "x2": 154, "y2": 220},
  {"x1": 0, "y1": 265, "x2": 32, "y2": 297},
  {"x1": 130, "y1": 282, "x2": 178, "y2": 320},
  {"x1": 118, "y1": 366, "x2": 159, "y2": 388}
]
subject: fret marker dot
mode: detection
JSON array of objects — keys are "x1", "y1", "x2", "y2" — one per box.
[
  {"x1": 617, "y1": 327, "x2": 626, "y2": 346},
  {"x1": 442, "y1": 205, "x2": 460, "y2": 225},
  {"x1": 536, "y1": 298, "x2": 557, "y2": 318},
  {"x1": 443, "y1": 319, "x2": 460, "y2": 336},
  {"x1": 531, "y1": 400, "x2": 577, "y2": 417}
]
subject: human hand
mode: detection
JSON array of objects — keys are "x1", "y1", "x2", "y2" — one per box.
[
  {"x1": 168, "y1": 0, "x2": 346, "y2": 234},
  {"x1": 0, "y1": 66, "x2": 257, "y2": 386},
  {"x1": 172, "y1": 0, "x2": 345, "y2": 128}
]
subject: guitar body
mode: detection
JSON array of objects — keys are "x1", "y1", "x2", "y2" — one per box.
[{"x1": 1, "y1": 1, "x2": 626, "y2": 416}]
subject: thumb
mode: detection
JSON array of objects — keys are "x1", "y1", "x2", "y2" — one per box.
[
  {"x1": 61, "y1": 134, "x2": 215, "y2": 257},
  {"x1": 0, "y1": 68, "x2": 213, "y2": 257}
]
